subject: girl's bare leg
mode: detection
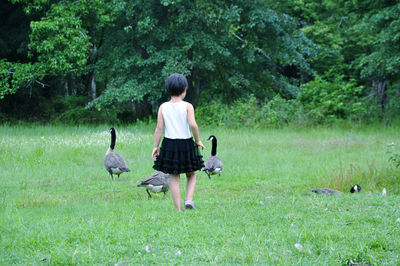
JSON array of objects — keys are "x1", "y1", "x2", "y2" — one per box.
[
  {"x1": 185, "y1": 172, "x2": 196, "y2": 201},
  {"x1": 169, "y1": 174, "x2": 181, "y2": 211}
]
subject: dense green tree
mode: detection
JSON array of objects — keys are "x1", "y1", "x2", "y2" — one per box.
[
  {"x1": 15, "y1": 0, "x2": 123, "y2": 98},
  {"x1": 1, "y1": 0, "x2": 399, "y2": 123},
  {"x1": 0, "y1": 1, "x2": 38, "y2": 100},
  {"x1": 351, "y1": 2, "x2": 400, "y2": 113},
  {"x1": 1, "y1": 0, "x2": 124, "y2": 120},
  {"x1": 89, "y1": 0, "x2": 316, "y2": 115},
  {"x1": 282, "y1": 0, "x2": 400, "y2": 117}
]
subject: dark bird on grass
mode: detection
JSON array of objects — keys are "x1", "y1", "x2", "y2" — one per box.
[
  {"x1": 137, "y1": 171, "x2": 170, "y2": 199},
  {"x1": 103, "y1": 128, "x2": 130, "y2": 180},
  {"x1": 350, "y1": 184, "x2": 361, "y2": 193},
  {"x1": 311, "y1": 188, "x2": 344, "y2": 195},
  {"x1": 203, "y1": 135, "x2": 223, "y2": 179},
  {"x1": 349, "y1": 259, "x2": 370, "y2": 266}
]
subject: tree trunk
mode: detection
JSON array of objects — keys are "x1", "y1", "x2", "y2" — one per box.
[
  {"x1": 89, "y1": 43, "x2": 97, "y2": 100},
  {"x1": 90, "y1": 72, "x2": 97, "y2": 100},
  {"x1": 186, "y1": 74, "x2": 200, "y2": 107},
  {"x1": 64, "y1": 78, "x2": 69, "y2": 97},
  {"x1": 185, "y1": 48, "x2": 200, "y2": 107},
  {"x1": 70, "y1": 75, "x2": 77, "y2": 96},
  {"x1": 376, "y1": 80, "x2": 387, "y2": 113},
  {"x1": 131, "y1": 99, "x2": 153, "y2": 120},
  {"x1": 130, "y1": 100, "x2": 135, "y2": 114},
  {"x1": 194, "y1": 78, "x2": 200, "y2": 106}
]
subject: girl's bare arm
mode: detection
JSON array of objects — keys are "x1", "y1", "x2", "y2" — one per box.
[
  {"x1": 152, "y1": 106, "x2": 164, "y2": 159},
  {"x1": 187, "y1": 103, "x2": 205, "y2": 150}
]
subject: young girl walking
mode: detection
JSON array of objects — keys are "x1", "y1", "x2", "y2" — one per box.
[{"x1": 152, "y1": 73, "x2": 205, "y2": 211}]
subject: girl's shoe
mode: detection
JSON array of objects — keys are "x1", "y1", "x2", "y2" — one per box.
[{"x1": 184, "y1": 199, "x2": 195, "y2": 209}]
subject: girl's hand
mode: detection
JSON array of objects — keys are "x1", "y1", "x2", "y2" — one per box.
[
  {"x1": 152, "y1": 147, "x2": 159, "y2": 160},
  {"x1": 196, "y1": 140, "x2": 205, "y2": 150}
]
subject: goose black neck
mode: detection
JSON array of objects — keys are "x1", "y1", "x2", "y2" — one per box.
[
  {"x1": 211, "y1": 138, "x2": 217, "y2": 156},
  {"x1": 110, "y1": 129, "x2": 116, "y2": 150}
]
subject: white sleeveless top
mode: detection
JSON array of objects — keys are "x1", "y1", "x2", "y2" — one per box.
[{"x1": 161, "y1": 101, "x2": 191, "y2": 139}]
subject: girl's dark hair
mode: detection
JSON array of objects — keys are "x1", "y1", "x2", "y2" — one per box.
[{"x1": 165, "y1": 73, "x2": 188, "y2": 96}]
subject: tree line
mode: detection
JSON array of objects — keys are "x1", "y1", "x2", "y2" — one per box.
[{"x1": 1, "y1": 0, "x2": 399, "y2": 124}]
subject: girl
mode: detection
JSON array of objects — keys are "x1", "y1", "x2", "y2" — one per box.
[{"x1": 152, "y1": 73, "x2": 205, "y2": 211}]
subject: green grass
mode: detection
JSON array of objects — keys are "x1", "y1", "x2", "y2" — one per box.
[{"x1": 1, "y1": 124, "x2": 400, "y2": 264}]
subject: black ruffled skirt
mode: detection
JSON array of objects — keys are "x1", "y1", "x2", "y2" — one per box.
[{"x1": 153, "y1": 138, "x2": 204, "y2": 175}]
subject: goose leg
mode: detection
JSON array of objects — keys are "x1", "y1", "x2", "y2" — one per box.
[
  {"x1": 108, "y1": 170, "x2": 114, "y2": 180},
  {"x1": 146, "y1": 189, "x2": 152, "y2": 199}
]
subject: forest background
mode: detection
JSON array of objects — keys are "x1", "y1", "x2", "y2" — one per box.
[{"x1": 1, "y1": 0, "x2": 399, "y2": 126}]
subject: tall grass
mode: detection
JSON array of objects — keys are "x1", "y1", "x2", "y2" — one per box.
[{"x1": 0, "y1": 124, "x2": 399, "y2": 264}]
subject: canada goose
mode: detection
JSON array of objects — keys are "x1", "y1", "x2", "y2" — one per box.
[
  {"x1": 203, "y1": 135, "x2": 223, "y2": 179},
  {"x1": 137, "y1": 171, "x2": 170, "y2": 199},
  {"x1": 350, "y1": 184, "x2": 361, "y2": 193},
  {"x1": 103, "y1": 128, "x2": 131, "y2": 180},
  {"x1": 311, "y1": 188, "x2": 344, "y2": 195}
]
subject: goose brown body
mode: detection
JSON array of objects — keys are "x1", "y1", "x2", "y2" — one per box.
[
  {"x1": 203, "y1": 135, "x2": 223, "y2": 179},
  {"x1": 311, "y1": 188, "x2": 343, "y2": 195},
  {"x1": 103, "y1": 128, "x2": 130, "y2": 180},
  {"x1": 137, "y1": 171, "x2": 170, "y2": 199}
]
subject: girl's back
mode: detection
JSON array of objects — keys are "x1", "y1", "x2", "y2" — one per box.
[{"x1": 162, "y1": 101, "x2": 191, "y2": 139}]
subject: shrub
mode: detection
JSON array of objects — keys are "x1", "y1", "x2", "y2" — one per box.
[
  {"x1": 265, "y1": 95, "x2": 311, "y2": 127},
  {"x1": 195, "y1": 101, "x2": 227, "y2": 127},
  {"x1": 51, "y1": 96, "x2": 116, "y2": 124},
  {"x1": 297, "y1": 76, "x2": 366, "y2": 122},
  {"x1": 196, "y1": 94, "x2": 265, "y2": 128},
  {"x1": 226, "y1": 94, "x2": 266, "y2": 128},
  {"x1": 196, "y1": 94, "x2": 310, "y2": 128},
  {"x1": 384, "y1": 86, "x2": 400, "y2": 123},
  {"x1": 387, "y1": 143, "x2": 400, "y2": 169}
]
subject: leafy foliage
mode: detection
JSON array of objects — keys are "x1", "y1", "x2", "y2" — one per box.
[
  {"x1": 196, "y1": 95, "x2": 266, "y2": 128},
  {"x1": 1, "y1": 0, "x2": 400, "y2": 124},
  {"x1": 0, "y1": 60, "x2": 44, "y2": 99},
  {"x1": 387, "y1": 143, "x2": 400, "y2": 169},
  {"x1": 83, "y1": 0, "x2": 317, "y2": 109},
  {"x1": 297, "y1": 76, "x2": 366, "y2": 121},
  {"x1": 196, "y1": 94, "x2": 310, "y2": 128},
  {"x1": 265, "y1": 95, "x2": 307, "y2": 127},
  {"x1": 28, "y1": 4, "x2": 91, "y2": 75},
  {"x1": 353, "y1": 3, "x2": 400, "y2": 81}
]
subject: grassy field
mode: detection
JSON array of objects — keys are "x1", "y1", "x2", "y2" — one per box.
[{"x1": 0, "y1": 124, "x2": 399, "y2": 264}]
